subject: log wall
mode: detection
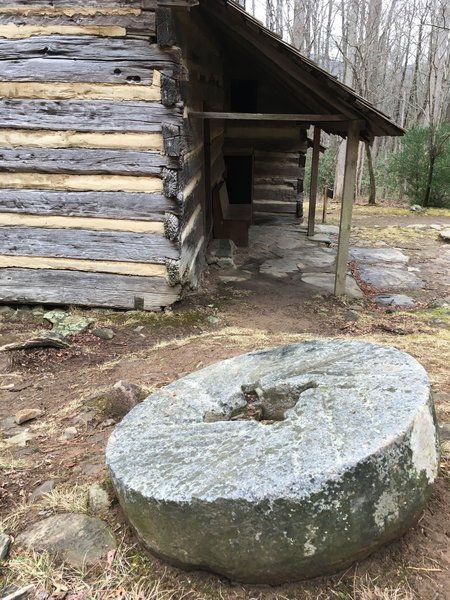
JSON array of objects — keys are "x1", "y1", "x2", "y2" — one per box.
[
  {"x1": 170, "y1": 10, "x2": 225, "y2": 286},
  {"x1": 224, "y1": 124, "x2": 308, "y2": 223},
  {"x1": 0, "y1": 0, "x2": 183, "y2": 310}
]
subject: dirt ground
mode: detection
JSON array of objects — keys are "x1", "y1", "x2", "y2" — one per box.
[{"x1": 1, "y1": 200, "x2": 449, "y2": 600}]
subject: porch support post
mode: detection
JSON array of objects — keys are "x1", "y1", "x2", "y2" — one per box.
[
  {"x1": 203, "y1": 118, "x2": 211, "y2": 239},
  {"x1": 307, "y1": 125, "x2": 321, "y2": 237},
  {"x1": 334, "y1": 121, "x2": 360, "y2": 295}
]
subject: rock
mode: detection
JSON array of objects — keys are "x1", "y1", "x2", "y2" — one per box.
[
  {"x1": 5, "y1": 429, "x2": 33, "y2": 447},
  {"x1": 107, "y1": 341, "x2": 439, "y2": 584},
  {"x1": 59, "y1": 427, "x2": 77, "y2": 441},
  {"x1": 133, "y1": 326, "x2": 145, "y2": 333},
  {"x1": 296, "y1": 247, "x2": 336, "y2": 271},
  {"x1": 104, "y1": 380, "x2": 142, "y2": 420},
  {"x1": 344, "y1": 309, "x2": 360, "y2": 322},
  {"x1": 439, "y1": 229, "x2": 450, "y2": 242},
  {"x1": 438, "y1": 423, "x2": 450, "y2": 441},
  {"x1": 16, "y1": 513, "x2": 116, "y2": 568},
  {"x1": 92, "y1": 328, "x2": 115, "y2": 341},
  {"x1": 301, "y1": 273, "x2": 364, "y2": 299},
  {"x1": 29, "y1": 480, "x2": 56, "y2": 503},
  {"x1": 43, "y1": 310, "x2": 95, "y2": 338},
  {"x1": 14, "y1": 409, "x2": 44, "y2": 426},
  {"x1": 315, "y1": 224, "x2": 339, "y2": 235},
  {"x1": 357, "y1": 266, "x2": 423, "y2": 291},
  {"x1": 88, "y1": 484, "x2": 111, "y2": 515},
  {"x1": 260, "y1": 256, "x2": 299, "y2": 278},
  {"x1": 349, "y1": 247, "x2": 409, "y2": 267},
  {"x1": 0, "y1": 532, "x2": 11, "y2": 560},
  {"x1": 206, "y1": 239, "x2": 236, "y2": 268},
  {"x1": 410, "y1": 204, "x2": 425, "y2": 212},
  {"x1": 307, "y1": 233, "x2": 332, "y2": 245},
  {"x1": 374, "y1": 294, "x2": 415, "y2": 309}
]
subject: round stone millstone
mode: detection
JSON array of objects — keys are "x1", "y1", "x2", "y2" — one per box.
[{"x1": 106, "y1": 340, "x2": 439, "y2": 584}]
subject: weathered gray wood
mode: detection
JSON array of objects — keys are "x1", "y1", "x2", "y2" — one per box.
[
  {"x1": 307, "y1": 126, "x2": 321, "y2": 237},
  {"x1": 161, "y1": 73, "x2": 180, "y2": 107},
  {"x1": 254, "y1": 163, "x2": 303, "y2": 178},
  {"x1": 0, "y1": 37, "x2": 174, "y2": 62},
  {"x1": 156, "y1": 7, "x2": 177, "y2": 46},
  {"x1": 0, "y1": 100, "x2": 183, "y2": 132},
  {"x1": 1, "y1": 228, "x2": 179, "y2": 263},
  {"x1": 253, "y1": 185, "x2": 297, "y2": 202},
  {"x1": 335, "y1": 122, "x2": 360, "y2": 295},
  {"x1": 0, "y1": 59, "x2": 156, "y2": 85},
  {"x1": 0, "y1": 268, "x2": 180, "y2": 311},
  {"x1": 253, "y1": 201, "x2": 297, "y2": 214},
  {"x1": 0, "y1": 148, "x2": 177, "y2": 175},
  {"x1": 162, "y1": 123, "x2": 186, "y2": 157},
  {"x1": 4, "y1": 1, "x2": 155, "y2": 7},
  {"x1": 190, "y1": 111, "x2": 348, "y2": 122},
  {"x1": 0, "y1": 190, "x2": 179, "y2": 220},
  {"x1": 0, "y1": 13, "x2": 156, "y2": 32}
]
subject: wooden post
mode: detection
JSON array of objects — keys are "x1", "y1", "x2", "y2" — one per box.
[
  {"x1": 334, "y1": 121, "x2": 360, "y2": 296},
  {"x1": 307, "y1": 126, "x2": 321, "y2": 237},
  {"x1": 322, "y1": 183, "x2": 328, "y2": 224},
  {"x1": 203, "y1": 118, "x2": 212, "y2": 239}
]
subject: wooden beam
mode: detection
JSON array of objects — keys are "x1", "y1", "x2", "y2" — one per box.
[
  {"x1": 334, "y1": 121, "x2": 360, "y2": 296},
  {"x1": 307, "y1": 126, "x2": 321, "y2": 237},
  {"x1": 190, "y1": 112, "x2": 349, "y2": 122}
]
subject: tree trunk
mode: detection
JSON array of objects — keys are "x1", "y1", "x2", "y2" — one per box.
[{"x1": 365, "y1": 142, "x2": 376, "y2": 205}]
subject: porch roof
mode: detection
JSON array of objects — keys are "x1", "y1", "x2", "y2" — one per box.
[{"x1": 194, "y1": 0, "x2": 405, "y2": 142}]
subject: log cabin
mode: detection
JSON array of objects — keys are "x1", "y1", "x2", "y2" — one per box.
[{"x1": 0, "y1": 0, "x2": 404, "y2": 310}]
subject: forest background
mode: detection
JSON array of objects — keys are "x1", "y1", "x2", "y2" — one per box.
[{"x1": 239, "y1": 0, "x2": 450, "y2": 207}]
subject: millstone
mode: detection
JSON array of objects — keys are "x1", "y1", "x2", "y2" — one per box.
[{"x1": 106, "y1": 341, "x2": 439, "y2": 584}]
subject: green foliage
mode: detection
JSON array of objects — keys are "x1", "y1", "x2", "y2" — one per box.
[
  {"x1": 389, "y1": 124, "x2": 450, "y2": 207},
  {"x1": 304, "y1": 139, "x2": 337, "y2": 196}
]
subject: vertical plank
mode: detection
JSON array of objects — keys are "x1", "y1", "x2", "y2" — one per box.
[
  {"x1": 203, "y1": 118, "x2": 212, "y2": 239},
  {"x1": 334, "y1": 121, "x2": 360, "y2": 295},
  {"x1": 307, "y1": 126, "x2": 321, "y2": 237},
  {"x1": 322, "y1": 183, "x2": 328, "y2": 223}
]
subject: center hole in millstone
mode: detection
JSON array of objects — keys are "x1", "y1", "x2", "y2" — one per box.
[{"x1": 228, "y1": 381, "x2": 318, "y2": 423}]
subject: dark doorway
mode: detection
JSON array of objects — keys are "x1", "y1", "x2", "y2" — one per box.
[{"x1": 225, "y1": 155, "x2": 253, "y2": 205}]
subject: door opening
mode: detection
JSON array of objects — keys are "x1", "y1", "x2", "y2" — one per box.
[{"x1": 224, "y1": 155, "x2": 253, "y2": 205}]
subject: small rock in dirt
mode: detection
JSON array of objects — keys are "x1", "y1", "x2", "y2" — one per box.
[
  {"x1": 14, "y1": 408, "x2": 44, "y2": 426},
  {"x1": 106, "y1": 380, "x2": 142, "y2": 420},
  {"x1": 16, "y1": 513, "x2": 116, "y2": 568},
  {"x1": 0, "y1": 417, "x2": 18, "y2": 431},
  {"x1": 100, "y1": 419, "x2": 116, "y2": 428},
  {"x1": 74, "y1": 410, "x2": 97, "y2": 427},
  {"x1": 88, "y1": 484, "x2": 111, "y2": 515},
  {"x1": 43, "y1": 310, "x2": 95, "y2": 338},
  {"x1": 438, "y1": 423, "x2": 450, "y2": 441},
  {"x1": 374, "y1": 294, "x2": 415, "y2": 309},
  {"x1": 133, "y1": 326, "x2": 145, "y2": 333},
  {"x1": 207, "y1": 316, "x2": 220, "y2": 324},
  {"x1": 92, "y1": 328, "x2": 115, "y2": 341},
  {"x1": 344, "y1": 310, "x2": 360, "y2": 322},
  {"x1": 410, "y1": 204, "x2": 425, "y2": 212},
  {"x1": 0, "y1": 532, "x2": 11, "y2": 560},
  {"x1": 59, "y1": 426, "x2": 78, "y2": 441},
  {"x1": 81, "y1": 462, "x2": 105, "y2": 477},
  {"x1": 5, "y1": 429, "x2": 33, "y2": 447},
  {"x1": 439, "y1": 229, "x2": 450, "y2": 242},
  {"x1": 30, "y1": 480, "x2": 56, "y2": 503}
]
